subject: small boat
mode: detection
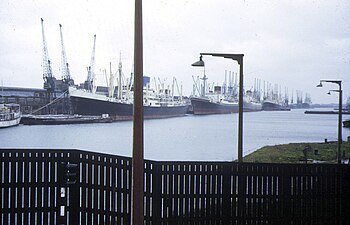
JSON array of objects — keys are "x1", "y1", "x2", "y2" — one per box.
[
  {"x1": 20, "y1": 114, "x2": 112, "y2": 125},
  {"x1": 0, "y1": 103, "x2": 21, "y2": 128}
]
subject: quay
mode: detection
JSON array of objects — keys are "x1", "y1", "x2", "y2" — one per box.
[
  {"x1": 305, "y1": 110, "x2": 350, "y2": 115},
  {"x1": 1, "y1": 148, "x2": 349, "y2": 225}
]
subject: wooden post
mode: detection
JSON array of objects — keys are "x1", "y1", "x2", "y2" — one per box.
[
  {"x1": 237, "y1": 57, "x2": 243, "y2": 162},
  {"x1": 337, "y1": 86, "x2": 342, "y2": 163},
  {"x1": 132, "y1": 0, "x2": 144, "y2": 224}
]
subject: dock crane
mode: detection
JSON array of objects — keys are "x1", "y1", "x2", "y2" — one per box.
[
  {"x1": 85, "y1": 34, "x2": 97, "y2": 93},
  {"x1": 41, "y1": 18, "x2": 57, "y2": 113},
  {"x1": 59, "y1": 24, "x2": 74, "y2": 87},
  {"x1": 41, "y1": 18, "x2": 56, "y2": 93}
]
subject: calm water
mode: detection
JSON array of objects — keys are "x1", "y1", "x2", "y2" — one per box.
[{"x1": 1, "y1": 109, "x2": 349, "y2": 161}]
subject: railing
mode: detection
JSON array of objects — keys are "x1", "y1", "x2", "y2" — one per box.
[{"x1": 1, "y1": 149, "x2": 349, "y2": 225}]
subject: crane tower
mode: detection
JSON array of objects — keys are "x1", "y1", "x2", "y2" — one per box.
[
  {"x1": 59, "y1": 24, "x2": 74, "y2": 86},
  {"x1": 85, "y1": 34, "x2": 96, "y2": 93},
  {"x1": 41, "y1": 18, "x2": 56, "y2": 92}
]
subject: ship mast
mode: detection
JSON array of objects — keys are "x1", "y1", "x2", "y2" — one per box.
[
  {"x1": 108, "y1": 63, "x2": 115, "y2": 98},
  {"x1": 200, "y1": 73, "x2": 207, "y2": 97},
  {"x1": 118, "y1": 53, "x2": 123, "y2": 99},
  {"x1": 59, "y1": 24, "x2": 73, "y2": 86}
]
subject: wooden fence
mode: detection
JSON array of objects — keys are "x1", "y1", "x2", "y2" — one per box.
[{"x1": 1, "y1": 149, "x2": 349, "y2": 225}]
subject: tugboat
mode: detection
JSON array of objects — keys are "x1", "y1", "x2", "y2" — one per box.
[{"x1": 0, "y1": 103, "x2": 21, "y2": 128}]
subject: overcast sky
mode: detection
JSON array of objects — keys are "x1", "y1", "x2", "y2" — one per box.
[{"x1": 0, "y1": 0, "x2": 349, "y2": 104}]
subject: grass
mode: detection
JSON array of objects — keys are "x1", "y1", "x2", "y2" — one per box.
[{"x1": 244, "y1": 141, "x2": 350, "y2": 163}]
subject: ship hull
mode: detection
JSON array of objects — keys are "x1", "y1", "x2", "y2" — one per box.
[
  {"x1": 243, "y1": 101, "x2": 262, "y2": 112},
  {"x1": 0, "y1": 117, "x2": 21, "y2": 128},
  {"x1": 70, "y1": 89, "x2": 189, "y2": 121},
  {"x1": 190, "y1": 97, "x2": 239, "y2": 115},
  {"x1": 21, "y1": 114, "x2": 112, "y2": 125},
  {"x1": 262, "y1": 101, "x2": 290, "y2": 111}
]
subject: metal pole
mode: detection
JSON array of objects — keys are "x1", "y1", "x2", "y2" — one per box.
[
  {"x1": 337, "y1": 84, "x2": 342, "y2": 164},
  {"x1": 238, "y1": 58, "x2": 243, "y2": 162},
  {"x1": 132, "y1": 0, "x2": 144, "y2": 224},
  {"x1": 198, "y1": 53, "x2": 244, "y2": 162}
]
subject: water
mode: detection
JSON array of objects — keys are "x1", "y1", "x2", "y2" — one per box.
[{"x1": 1, "y1": 109, "x2": 349, "y2": 161}]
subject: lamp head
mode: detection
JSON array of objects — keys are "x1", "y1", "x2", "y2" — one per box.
[
  {"x1": 316, "y1": 82, "x2": 323, "y2": 88},
  {"x1": 191, "y1": 55, "x2": 205, "y2": 67},
  {"x1": 327, "y1": 91, "x2": 331, "y2": 95}
]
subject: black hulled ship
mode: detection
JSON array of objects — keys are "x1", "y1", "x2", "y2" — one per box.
[
  {"x1": 69, "y1": 76, "x2": 189, "y2": 121},
  {"x1": 190, "y1": 69, "x2": 261, "y2": 115},
  {"x1": 262, "y1": 83, "x2": 290, "y2": 111}
]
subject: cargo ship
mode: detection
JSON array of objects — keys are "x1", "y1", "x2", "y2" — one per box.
[
  {"x1": 190, "y1": 95, "x2": 262, "y2": 115},
  {"x1": 69, "y1": 77, "x2": 189, "y2": 121},
  {"x1": 190, "y1": 72, "x2": 261, "y2": 115},
  {"x1": 261, "y1": 82, "x2": 291, "y2": 111},
  {"x1": 262, "y1": 100, "x2": 291, "y2": 111},
  {"x1": 190, "y1": 96, "x2": 238, "y2": 115}
]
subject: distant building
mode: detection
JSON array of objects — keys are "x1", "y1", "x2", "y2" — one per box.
[{"x1": 0, "y1": 86, "x2": 69, "y2": 114}]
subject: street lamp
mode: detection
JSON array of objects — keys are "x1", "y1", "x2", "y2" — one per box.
[
  {"x1": 192, "y1": 53, "x2": 244, "y2": 162},
  {"x1": 317, "y1": 79, "x2": 342, "y2": 163}
]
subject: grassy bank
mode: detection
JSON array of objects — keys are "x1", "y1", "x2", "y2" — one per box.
[{"x1": 244, "y1": 141, "x2": 350, "y2": 163}]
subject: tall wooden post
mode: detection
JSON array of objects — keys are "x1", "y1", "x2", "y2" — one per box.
[
  {"x1": 237, "y1": 57, "x2": 243, "y2": 162},
  {"x1": 132, "y1": 0, "x2": 144, "y2": 224},
  {"x1": 337, "y1": 85, "x2": 342, "y2": 163}
]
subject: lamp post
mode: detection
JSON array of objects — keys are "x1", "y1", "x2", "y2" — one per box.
[
  {"x1": 317, "y1": 80, "x2": 342, "y2": 163},
  {"x1": 192, "y1": 53, "x2": 244, "y2": 162}
]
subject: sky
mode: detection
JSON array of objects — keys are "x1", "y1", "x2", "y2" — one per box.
[{"x1": 0, "y1": 0, "x2": 349, "y2": 104}]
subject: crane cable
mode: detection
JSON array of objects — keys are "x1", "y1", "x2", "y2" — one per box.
[{"x1": 32, "y1": 90, "x2": 68, "y2": 114}]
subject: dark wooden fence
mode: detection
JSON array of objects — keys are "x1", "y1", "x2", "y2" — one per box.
[{"x1": 1, "y1": 149, "x2": 349, "y2": 225}]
